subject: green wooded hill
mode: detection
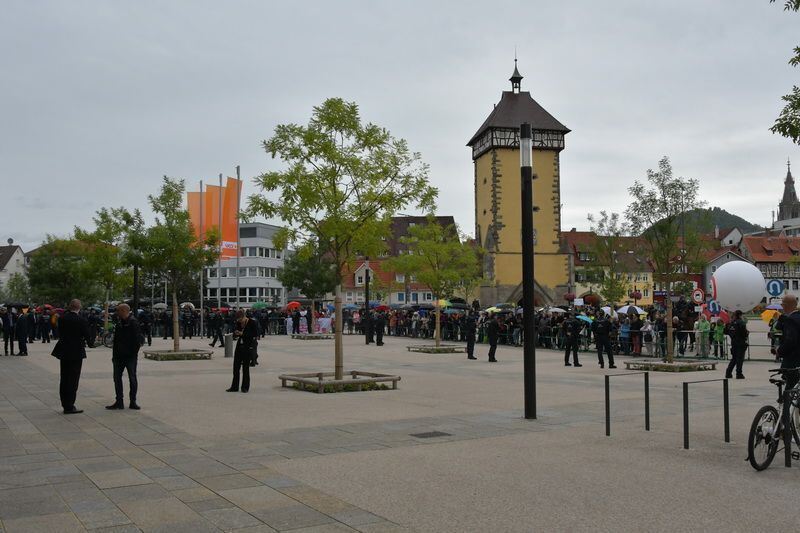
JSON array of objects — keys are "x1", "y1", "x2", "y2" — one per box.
[{"x1": 646, "y1": 207, "x2": 763, "y2": 235}]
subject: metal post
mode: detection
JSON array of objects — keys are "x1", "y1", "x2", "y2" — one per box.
[
  {"x1": 723, "y1": 378, "x2": 730, "y2": 443},
  {"x1": 784, "y1": 388, "x2": 792, "y2": 467},
  {"x1": 605, "y1": 375, "x2": 610, "y2": 436},
  {"x1": 520, "y1": 122, "x2": 536, "y2": 419},
  {"x1": 683, "y1": 382, "x2": 689, "y2": 449},
  {"x1": 644, "y1": 372, "x2": 650, "y2": 431},
  {"x1": 199, "y1": 179, "x2": 204, "y2": 337},
  {"x1": 218, "y1": 173, "x2": 223, "y2": 310},
  {"x1": 235, "y1": 166, "x2": 241, "y2": 310},
  {"x1": 364, "y1": 257, "x2": 370, "y2": 344}
]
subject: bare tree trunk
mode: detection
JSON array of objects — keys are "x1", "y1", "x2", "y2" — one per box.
[
  {"x1": 310, "y1": 298, "x2": 316, "y2": 333},
  {"x1": 334, "y1": 285, "x2": 343, "y2": 380},
  {"x1": 665, "y1": 281, "x2": 674, "y2": 364},
  {"x1": 172, "y1": 286, "x2": 180, "y2": 352},
  {"x1": 435, "y1": 297, "x2": 441, "y2": 347},
  {"x1": 103, "y1": 288, "x2": 110, "y2": 333}
]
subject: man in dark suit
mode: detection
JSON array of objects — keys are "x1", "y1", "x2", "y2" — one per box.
[
  {"x1": 106, "y1": 304, "x2": 143, "y2": 410},
  {"x1": 465, "y1": 313, "x2": 477, "y2": 360},
  {"x1": 0, "y1": 308, "x2": 13, "y2": 355},
  {"x1": 51, "y1": 299, "x2": 94, "y2": 414},
  {"x1": 487, "y1": 314, "x2": 499, "y2": 362},
  {"x1": 374, "y1": 311, "x2": 385, "y2": 346},
  {"x1": 291, "y1": 309, "x2": 301, "y2": 335},
  {"x1": 227, "y1": 310, "x2": 259, "y2": 393},
  {"x1": 15, "y1": 311, "x2": 29, "y2": 356}
]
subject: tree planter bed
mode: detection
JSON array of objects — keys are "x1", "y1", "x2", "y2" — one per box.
[
  {"x1": 279, "y1": 371, "x2": 401, "y2": 393},
  {"x1": 143, "y1": 349, "x2": 213, "y2": 361},
  {"x1": 624, "y1": 359, "x2": 716, "y2": 372},
  {"x1": 291, "y1": 334, "x2": 334, "y2": 340},
  {"x1": 406, "y1": 344, "x2": 467, "y2": 354}
]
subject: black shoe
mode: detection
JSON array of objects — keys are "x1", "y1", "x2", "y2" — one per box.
[
  {"x1": 377, "y1": 343, "x2": 384, "y2": 346},
  {"x1": 565, "y1": 362, "x2": 572, "y2": 366},
  {"x1": 63, "y1": 407, "x2": 83, "y2": 415},
  {"x1": 226, "y1": 387, "x2": 238, "y2": 392},
  {"x1": 106, "y1": 402, "x2": 124, "y2": 410},
  {"x1": 488, "y1": 359, "x2": 497, "y2": 363},
  {"x1": 736, "y1": 375, "x2": 745, "y2": 380},
  {"x1": 209, "y1": 343, "x2": 215, "y2": 347},
  {"x1": 129, "y1": 403, "x2": 140, "y2": 410},
  {"x1": 467, "y1": 356, "x2": 477, "y2": 360},
  {"x1": 725, "y1": 374, "x2": 732, "y2": 379},
  {"x1": 609, "y1": 365, "x2": 617, "y2": 369},
  {"x1": 574, "y1": 363, "x2": 583, "y2": 367},
  {"x1": 241, "y1": 389, "x2": 248, "y2": 393}
]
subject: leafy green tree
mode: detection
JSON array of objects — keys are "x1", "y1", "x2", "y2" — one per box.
[
  {"x1": 586, "y1": 211, "x2": 631, "y2": 306},
  {"x1": 142, "y1": 177, "x2": 219, "y2": 352},
  {"x1": 277, "y1": 242, "x2": 338, "y2": 332},
  {"x1": 625, "y1": 157, "x2": 708, "y2": 363},
  {"x1": 249, "y1": 98, "x2": 436, "y2": 379},
  {"x1": 4, "y1": 273, "x2": 31, "y2": 303},
  {"x1": 770, "y1": 0, "x2": 800, "y2": 143},
  {"x1": 385, "y1": 217, "x2": 477, "y2": 346},
  {"x1": 28, "y1": 237, "x2": 102, "y2": 306},
  {"x1": 453, "y1": 238, "x2": 485, "y2": 305}
]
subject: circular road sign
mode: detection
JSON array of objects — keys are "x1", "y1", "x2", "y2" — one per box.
[
  {"x1": 766, "y1": 279, "x2": 785, "y2": 297},
  {"x1": 708, "y1": 300, "x2": 721, "y2": 314},
  {"x1": 691, "y1": 288, "x2": 705, "y2": 304}
]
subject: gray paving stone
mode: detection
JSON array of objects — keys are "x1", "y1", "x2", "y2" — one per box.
[
  {"x1": 0, "y1": 496, "x2": 70, "y2": 521},
  {"x1": 331, "y1": 510, "x2": 385, "y2": 527},
  {"x1": 1, "y1": 511, "x2": 85, "y2": 532},
  {"x1": 116, "y1": 497, "x2": 204, "y2": 529},
  {"x1": 103, "y1": 484, "x2": 171, "y2": 504},
  {"x1": 153, "y1": 475, "x2": 200, "y2": 491},
  {"x1": 260, "y1": 476, "x2": 303, "y2": 490},
  {"x1": 217, "y1": 486, "x2": 295, "y2": 512},
  {"x1": 200, "y1": 507, "x2": 263, "y2": 530},
  {"x1": 252, "y1": 504, "x2": 334, "y2": 531},
  {"x1": 75, "y1": 508, "x2": 132, "y2": 529},
  {"x1": 86, "y1": 468, "x2": 151, "y2": 489},
  {"x1": 170, "y1": 487, "x2": 218, "y2": 503},
  {"x1": 198, "y1": 474, "x2": 261, "y2": 492},
  {"x1": 185, "y1": 497, "x2": 236, "y2": 513}
]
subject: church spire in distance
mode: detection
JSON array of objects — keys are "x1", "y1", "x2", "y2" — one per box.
[{"x1": 509, "y1": 57, "x2": 523, "y2": 93}]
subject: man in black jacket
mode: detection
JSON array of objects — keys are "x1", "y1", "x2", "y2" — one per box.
[
  {"x1": 776, "y1": 294, "x2": 800, "y2": 391},
  {"x1": 0, "y1": 308, "x2": 13, "y2": 355},
  {"x1": 106, "y1": 304, "x2": 143, "y2": 410},
  {"x1": 465, "y1": 313, "x2": 477, "y2": 360},
  {"x1": 15, "y1": 310, "x2": 29, "y2": 356},
  {"x1": 487, "y1": 314, "x2": 499, "y2": 362},
  {"x1": 51, "y1": 299, "x2": 94, "y2": 414},
  {"x1": 592, "y1": 312, "x2": 616, "y2": 369},
  {"x1": 563, "y1": 313, "x2": 583, "y2": 367},
  {"x1": 725, "y1": 310, "x2": 749, "y2": 379}
]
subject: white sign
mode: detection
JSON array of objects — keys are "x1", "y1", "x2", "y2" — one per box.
[{"x1": 573, "y1": 298, "x2": 584, "y2": 306}]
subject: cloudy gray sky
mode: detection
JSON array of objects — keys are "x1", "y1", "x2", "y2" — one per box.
[{"x1": 2, "y1": 0, "x2": 798, "y2": 250}]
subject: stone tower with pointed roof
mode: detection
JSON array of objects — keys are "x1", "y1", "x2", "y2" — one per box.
[
  {"x1": 778, "y1": 159, "x2": 800, "y2": 222},
  {"x1": 468, "y1": 62, "x2": 570, "y2": 305}
]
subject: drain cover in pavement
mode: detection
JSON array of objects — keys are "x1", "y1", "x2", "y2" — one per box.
[
  {"x1": 410, "y1": 431, "x2": 452, "y2": 439},
  {"x1": 740, "y1": 393, "x2": 760, "y2": 397}
]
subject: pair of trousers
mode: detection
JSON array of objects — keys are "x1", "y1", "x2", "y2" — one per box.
[
  {"x1": 17, "y1": 336, "x2": 27, "y2": 354},
  {"x1": 564, "y1": 337, "x2": 579, "y2": 364},
  {"x1": 59, "y1": 358, "x2": 83, "y2": 409},
  {"x1": 488, "y1": 343, "x2": 497, "y2": 361},
  {"x1": 4, "y1": 333, "x2": 14, "y2": 354},
  {"x1": 113, "y1": 357, "x2": 138, "y2": 403},
  {"x1": 466, "y1": 338, "x2": 475, "y2": 358},
  {"x1": 210, "y1": 328, "x2": 224, "y2": 346},
  {"x1": 597, "y1": 338, "x2": 614, "y2": 367},
  {"x1": 231, "y1": 350, "x2": 251, "y2": 391},
  {"x1": 726, "y1": 345, "x2": 746, "y2": 377}
]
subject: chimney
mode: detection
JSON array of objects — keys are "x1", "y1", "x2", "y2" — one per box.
[{"x1": 714, "y1": 225, "x2": 719, "y2": 239}]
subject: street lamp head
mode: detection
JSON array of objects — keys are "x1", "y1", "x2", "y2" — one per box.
[{"x1": 519, "y1": 123, "x2": 532, "y2": 168}]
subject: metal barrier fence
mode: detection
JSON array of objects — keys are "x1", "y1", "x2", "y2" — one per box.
[
  {"x1": 682, "y1": 378, "x2": 730, "y2": 450},
  {"x1": 605, "y1": 372, "x2": 650, "y2": 437}
]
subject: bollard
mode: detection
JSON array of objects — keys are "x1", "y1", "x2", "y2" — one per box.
[
  {"x1": 224, "y1": 333, "x2": 234, "y2": 358},
  {"x1": 784, "y1": 388, "x2": 792, "y2": 468},
  {"x1": 604, "y1": 371, "x2": 649, "y2": 437}
]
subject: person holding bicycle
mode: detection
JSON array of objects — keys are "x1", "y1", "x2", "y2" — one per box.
[{"x1": 775, "y1": 294, "x2": 800, "y2": 391}]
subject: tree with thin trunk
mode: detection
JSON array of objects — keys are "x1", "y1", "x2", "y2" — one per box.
[
  {"x1": 587, "y1": 211, "x2": 632, "y2": 306},
  {"x1": 142, "y1": 177, "x2": 219, "y2": 352},
  {"x1": 385, "y1": 216, "x2": 478, "y2": 347},
  {"x1": 248, "y1": 98, "x2": 436, "y2": 379},
  {"x1": 625, "y1": 157, "x2": 707, "y2": 363}
]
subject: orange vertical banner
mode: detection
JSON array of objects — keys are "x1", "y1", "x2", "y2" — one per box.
[
  {"x1": 187, "y1": 191, "x2": 202, "y2": 240},
  {"x1": 221, "y1": 177, "x2": 241, "y2": 258},
  {"x1": 204, "y1": 185, "x2": 222, "y2": 238}
]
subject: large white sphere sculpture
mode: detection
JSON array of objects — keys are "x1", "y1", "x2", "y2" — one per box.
[{"x1": 711, "y1": 261, "x2": 765, "y2": 312}]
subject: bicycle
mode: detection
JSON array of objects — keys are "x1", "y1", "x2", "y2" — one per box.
[
  {"x1": 96, "y1": 325, "x2": 114, "y2": 348},
  {"x1": 746, "y1": 368, "x2": 800, "y2": 471}
]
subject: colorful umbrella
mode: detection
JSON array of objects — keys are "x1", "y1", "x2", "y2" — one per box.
[
  {"x1": 375, "y1": 305, "x2": 390, "y2": 312},
  {"x1": 343, "y1": 304, "x2": 358, "y2": 310},
  {"x1": 766, "y1": 303, "x2": 783, "y2": 311},
  {"x1": 444, "y1": 308, "x2": 462, "y2": 315},
  {"x1": 576, "y1": 314, "x2": 594, "y2": 324},
  {"x1": 617, "y1": 305, "x2": 645, "y2": 315},
  {"x1": 251, "y1": 301, "x2": 268, "y2": 310},
  {"x1": 286, "y1": 301, "x2": 301, "y2": 310},
  {"x1": 437, "y1": 299, "x2": 451, "y2": 308},
  {"x1": 761, "y1": 309, "x2": 780, "y2": 323}
]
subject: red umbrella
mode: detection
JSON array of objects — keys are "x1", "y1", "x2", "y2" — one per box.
[
  {"x1": 375, "y1": 304, "x2": 390, "y2": 312},
  {"x1": 286, "y1": 301, "x2": 301, "y2": 310}
]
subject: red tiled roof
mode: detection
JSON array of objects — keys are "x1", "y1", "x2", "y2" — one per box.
[
  {"x1": 741, "y1": 235, "x2": 800, "y2": 262},
  {"x1": 340, "y1": 259, "x2": 431, "y2": 291}
]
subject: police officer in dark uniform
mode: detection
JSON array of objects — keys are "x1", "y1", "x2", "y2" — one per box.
[
  {"x1": 563, "y1": 313, "x2": 583, "y2": 367},
  {"x1": 592, "y1": 311, "x2": 616, "y2": 369},
  {"x1": 465, "y1": 313, "x2": 477, "y2": 360},
  {"x1": 374, "y1": 311, "x2": 385, "y2": 346},
  {"x1": 487, "y1": 314, "x2": 500, "y2": 362},
  {"x1": 364, "y1": 309, "x2": 374, "y2": 344},
  {"x1": 725, "y1": 310, "x2": 749, "y2": 379},
  {"x1": 209, "y1": 311, "x2": 225, "y2": 347},
  {"x1": 139, "y1": 309, "x2": 153, "y2": 346}
]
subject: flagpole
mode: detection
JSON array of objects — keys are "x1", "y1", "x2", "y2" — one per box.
[
  {"x1": 218, "y1": 173, "x2": 223, "y2": 310},
  {"x1": 199, "y1": 179, "x2": 205, "y2": 338},
  {"x1": 235, "y1": 165, "x2": 241, "y2": 310}
]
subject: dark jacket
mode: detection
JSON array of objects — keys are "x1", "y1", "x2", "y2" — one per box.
[
  {"x1": 234, "y1": 318, "x2": 259, "y2": 356},
  {"x1": 727, "y1": 318, "x2": 749, "y2": 346},
  {"x1": 14, "y1": 314, "x2": 28, "y2": 338},
  {"x1": 487, "y1": 320, "x2": 500, "y2": 344},
  {"x1": 777, "y1": 311, "x2": 800, "y2": 365},
  {"x1": 112, "y1": 316, "x2": 143, "y2": 360},
  {"x1": 52, "y1": 311, "x2": 94, "y2": 360}
]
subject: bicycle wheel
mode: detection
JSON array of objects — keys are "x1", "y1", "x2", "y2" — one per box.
[
  {"x1": 102, "y1": 332, "x2": 114, "y2": 348},
  {"x1": 748, "y1": 405, "x2": 780, "y2": 471},
  {"x1": 791, "y1": 402, "x2": 800, "y2": 447}
]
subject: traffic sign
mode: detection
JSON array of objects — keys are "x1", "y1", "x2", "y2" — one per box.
[
  {"x1": 766, "y1": 279, "x2": 784, "y2": 297},
  {"x1": 708, "y1": 300, "x2": 721, "y2": 314},
  {"x1": 691, "y1": 288, "x2": 705, "y2": 304}
]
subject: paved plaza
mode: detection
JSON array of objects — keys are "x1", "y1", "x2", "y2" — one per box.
[{"x1": 1, "y1": 333, "x2": 799, "y2": 532}]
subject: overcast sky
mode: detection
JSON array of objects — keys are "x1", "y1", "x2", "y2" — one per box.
[{"x1": 2, "y1": 0, "x2": 798, "y2": 250}]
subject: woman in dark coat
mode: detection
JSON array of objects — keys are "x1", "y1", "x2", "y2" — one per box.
[{"x1": 227, "y1": 310, "x2": 259, "y2": 393}]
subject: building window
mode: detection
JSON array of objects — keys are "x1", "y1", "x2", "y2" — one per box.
[
  {"x1": 643, "y1": 289, "x2": 649, "y2": 297},
  {"x1": 412, "y1": 293, "x2": 419, "y2": 302},
  {"x1": 424, "y1": 293, "x2": 432, "y2": 301},
  {"x1": 248, "y1": 267, "x2": 257, "y2": 277},
  {"x1": 220, "y1": 268, "x2": 229, "y2": 278},
  {"x1": 711, "y1": 265, "x2": 717, "y2": 272},
  {"x1": 357, "y1": 275, "x2": 364, "y2": 285},
  {"x1": 396, "y1": 273, "x2": 405, "y2": 283},
  {"x1": 208, "y1": 268, "x2": 217, "y2": 278},
  {"x1": 397, "y1": 292, "x2": 405, "y2": 302},
  {"x1": 794, "y1": 280, "x2": 799, "y2": 291}
]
